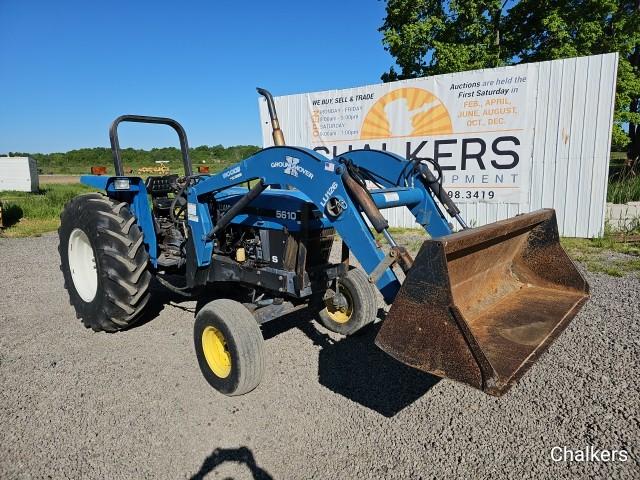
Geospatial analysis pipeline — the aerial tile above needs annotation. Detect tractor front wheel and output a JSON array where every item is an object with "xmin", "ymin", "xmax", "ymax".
[
  {"xmin": 58, "ymin": 193, "xmax": 152, "ymax": 332},
  {"xmin": 318, "ymin": 267, "xmax": 377, "ymax": 336},
  {"xmin": 194, "ymin": 299, "xmax": 265, "ymax": 396}
]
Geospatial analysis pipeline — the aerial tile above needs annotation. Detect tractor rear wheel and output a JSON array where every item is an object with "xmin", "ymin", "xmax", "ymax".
[
  {"xmin": 318, "ymin": 267, "xmax": 377, "ymax": 336},
  {"xmin": 194, "ymin": 299, "xmax": 265, "ymax": 396},
  {"xmin": 58, "ymin": 193, "xmax": 152, "ymax": 332}
]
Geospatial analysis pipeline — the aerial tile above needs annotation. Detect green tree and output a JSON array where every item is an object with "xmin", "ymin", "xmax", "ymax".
[
  {"xmin": 380, "ymin": 0, "xmax": 511, "ymax": 81},
  {"xmin": 380, "ymin": 0, "xmax": 640, "ymax": 164}
]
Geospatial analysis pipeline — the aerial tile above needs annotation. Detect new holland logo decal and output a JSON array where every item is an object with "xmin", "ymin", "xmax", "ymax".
[
  {"xmin": 270, "ymin": 156, "xmax": 314, "ymax": 179},
  {"xmin": 284, "ymin": 156, "xmax": 299, "ymax": 176}
]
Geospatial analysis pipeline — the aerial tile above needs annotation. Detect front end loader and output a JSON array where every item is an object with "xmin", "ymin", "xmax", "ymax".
[{"xmin": 58, "ymin": 88, "xmax": 589, "ymax": 397}]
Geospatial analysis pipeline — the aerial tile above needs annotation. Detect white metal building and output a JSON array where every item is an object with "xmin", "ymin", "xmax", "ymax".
[{"xmin": 0, "ymin": 156, "xmax": 39, "ymax": 192}]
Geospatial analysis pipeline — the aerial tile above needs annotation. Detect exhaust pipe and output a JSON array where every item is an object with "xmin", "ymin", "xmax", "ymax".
[{"xmin": 257, "ymin": 88, "xmax": 285, "ymax": 146}]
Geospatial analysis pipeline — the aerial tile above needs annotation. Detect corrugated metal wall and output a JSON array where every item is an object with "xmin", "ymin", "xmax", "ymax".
[
  {"xmin": 378, "ymin": 54, "xmax": 618, "ymax": 237},
  {"xmin": 528, "ymin": 54, "xmax": 618, "ymax": 238}
]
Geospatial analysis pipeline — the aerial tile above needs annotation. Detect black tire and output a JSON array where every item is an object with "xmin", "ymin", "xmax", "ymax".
[
  {"xmin": 194, "ymin": 299, "xmax": 265, "ymax": 396},
  {"xmin": 58, "ymin": 193, "xmax": 152, "ymax": 332},
  {"xmin": 318, "ymin": 267, "xmax": 377, "ymax": 336}
]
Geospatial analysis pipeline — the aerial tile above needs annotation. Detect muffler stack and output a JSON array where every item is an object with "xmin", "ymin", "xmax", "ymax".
[{"xmin": 376, "ymin": 209, "xmax": 589, "ymax": 396}]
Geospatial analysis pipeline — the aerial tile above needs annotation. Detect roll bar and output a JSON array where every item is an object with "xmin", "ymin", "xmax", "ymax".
[{"xmin": 109, "ymin": 115, "xmax": 193, "ymax": 176}]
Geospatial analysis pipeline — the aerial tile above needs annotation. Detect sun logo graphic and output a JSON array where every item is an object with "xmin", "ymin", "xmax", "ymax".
[
  {"xmin": 284, "ymin": 156, "xmax": 299, "ymax": 176},
  {"xmin": 360, "ymin": 87, "xmax": 453, "ymax": 139}
]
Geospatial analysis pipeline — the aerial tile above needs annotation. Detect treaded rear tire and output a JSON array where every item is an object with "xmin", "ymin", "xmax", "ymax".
[
  {"xmin": 58, "ymin": 193, "xmax": 152, "ymax": 332},
  {"xmin": 194, "ymin": 299, "xmax": 265, "ymax": 396}
]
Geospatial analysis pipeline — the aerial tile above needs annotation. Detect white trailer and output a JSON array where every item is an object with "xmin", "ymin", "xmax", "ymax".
[{"xmin": 0, "ymin": 156, "xmax": 39, "ymax": 192}]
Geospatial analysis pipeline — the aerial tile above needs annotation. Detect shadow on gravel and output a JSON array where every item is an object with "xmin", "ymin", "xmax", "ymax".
[
  {"xmin": 130, "ymin": 282, "xmax": 257, "ymax": 330},
  {"xmin": 125, "ymin": 280, "xmax": 201, "ymax": 330},
  {"xmin": 262, "ymin": 309, "xmax": 440, "ymax": 417},
  {"xmin": 190, "ymin": 446, "xmax": 273, "ymax": 480},
  {"xmin": 141, "ymin": 285, "xmax": 440, "ymax": 417}
]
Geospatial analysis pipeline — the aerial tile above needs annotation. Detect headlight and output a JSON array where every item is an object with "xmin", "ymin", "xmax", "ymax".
[{"xmin": 113, "ymin": 178, "xmax": 130, "ymax": 190}]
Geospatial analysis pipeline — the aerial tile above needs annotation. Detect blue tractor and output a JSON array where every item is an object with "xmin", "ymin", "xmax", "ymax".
[{"xmin": 59, "ymin": 89, "xmax": 589, "ymax": 396}]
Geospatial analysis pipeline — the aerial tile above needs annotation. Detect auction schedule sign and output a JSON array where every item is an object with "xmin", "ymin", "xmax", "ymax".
[{"xmin": 259, "ymin": 64, "xmax": 535, "ymax": 204}]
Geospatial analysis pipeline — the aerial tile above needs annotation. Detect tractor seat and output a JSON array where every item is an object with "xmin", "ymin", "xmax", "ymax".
[{"xmin": 145, "ymin": 175, "xmax": 178, "ymax": 196}]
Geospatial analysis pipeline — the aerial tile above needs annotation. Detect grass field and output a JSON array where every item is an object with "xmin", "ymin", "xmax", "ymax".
[
  {"xmin": 561, "ymin": 235, "xmax": 640, "ymax": 277},
  {"xmin": 0, "ymin": 184, "xmax": 95, "ymax": 237},
  {"xmin": 608, "ymin": 174, "xmax": 640, "ymax": 204},
  {"xmin": 608, "ymin": 151, "xmax": 640, "ymax": 203}
]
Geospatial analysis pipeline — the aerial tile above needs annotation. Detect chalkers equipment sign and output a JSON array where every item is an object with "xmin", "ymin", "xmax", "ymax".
[
  {"xmin": 261, "ymin": 66, "xmax": 533, "ymax": 204},
  {"xmin": 259, "ymin": 53, "xmax": 618, "ymax": 236}
]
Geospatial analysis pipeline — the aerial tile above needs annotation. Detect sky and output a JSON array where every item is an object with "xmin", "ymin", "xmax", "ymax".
[{"xmin": 0, "ymin": 0, "xmax": 396, "ymax": 153}]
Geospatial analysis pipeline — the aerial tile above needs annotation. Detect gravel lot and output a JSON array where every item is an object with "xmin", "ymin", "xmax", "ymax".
[{"xmin": 1, "ymin": 234, "xmax": 638, "ymax": 479}]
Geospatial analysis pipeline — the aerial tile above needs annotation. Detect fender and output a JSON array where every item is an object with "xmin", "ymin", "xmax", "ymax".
[{"xmin": 81, "ymin": 175, "xmax": 158, "ymax": 267}]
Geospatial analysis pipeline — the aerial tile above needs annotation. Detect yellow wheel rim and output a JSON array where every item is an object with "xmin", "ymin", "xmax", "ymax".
[
  {"xmin": 324, "ymin": 288, "xmax": 353, "ymax": 324},
  {"xmin": 202, "ymin": 326, "xmax": 232, "ymax": 378}
]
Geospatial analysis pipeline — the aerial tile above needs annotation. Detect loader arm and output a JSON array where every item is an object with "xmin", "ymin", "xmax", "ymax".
[
  {"xmin": 336, "ymin": 149, "xmax": 453, "ymax": 237},
  {"xmin": 188, "ymin": 146, "xmax": 450, "ymax": 302}
]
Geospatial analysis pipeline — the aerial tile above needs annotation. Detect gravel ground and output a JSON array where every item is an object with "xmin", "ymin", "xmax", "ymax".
[{"xmin": 0, "ymin": 234, "xmax": 638, "ymax": 479}]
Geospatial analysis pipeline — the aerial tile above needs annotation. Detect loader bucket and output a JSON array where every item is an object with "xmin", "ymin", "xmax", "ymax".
[{"xmin": 375, "ymin": 209, "xmax": 589, "ymax": 396}]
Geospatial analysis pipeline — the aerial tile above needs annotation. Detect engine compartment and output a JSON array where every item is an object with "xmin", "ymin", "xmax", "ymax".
[{"xmin": 146, "ymin": 176, "xmax": 339, "ymax": 299}]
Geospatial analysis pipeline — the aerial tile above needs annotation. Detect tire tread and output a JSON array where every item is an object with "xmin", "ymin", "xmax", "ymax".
[
  {"xmin": 58, "ymin": 193, "xmax": 152, "ymax": 332},
  {"xmin": 195, "ymin": 299, "xmax": 265, "ymax": 396}
]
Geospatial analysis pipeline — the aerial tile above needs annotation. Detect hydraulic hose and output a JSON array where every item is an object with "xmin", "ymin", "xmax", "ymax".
[
  {"xmin": 417, "ymin": 161, "xmax": 468, "ymax": 228},
  {"xmin": 417, "ymin": 162, "xmax": 460, "ymax": 217},
  {"xmin": 205, "ymin": 180, "xmax": 266, "ymax": 241}
]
